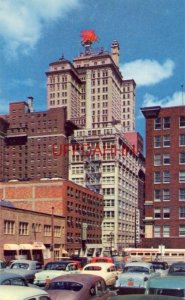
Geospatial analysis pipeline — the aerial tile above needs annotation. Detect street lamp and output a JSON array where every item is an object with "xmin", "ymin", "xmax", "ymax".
[{"xmin": 109, "ymin": 232, "xmax": 114, "ymax": 257}]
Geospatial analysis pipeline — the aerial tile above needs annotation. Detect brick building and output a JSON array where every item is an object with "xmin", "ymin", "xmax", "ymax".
[
  {"xmin": 0, "ymin": 179, "xmax": 104, "ymax": 255},
  {"xmin": 0, "ymin": 100, "xmax": 75, "ymax": 181},
  {"xmin": 0, "ymin": 201, "xmax": 65, "ymax": 264},
  {"xmin": 141, "ymin": 106, "xmax": 185, "ymax": 248}
]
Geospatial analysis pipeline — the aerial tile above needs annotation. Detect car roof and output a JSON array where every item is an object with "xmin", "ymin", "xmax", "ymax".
[
  {"xmin": 10, "ymin": 260, "xmax": 38, "ymax": 264},
  {"xmin": 109, "ymin": 295, "xmax": 182, "ymax": 300},
  {"xmin": 125, "ymin": 262, "xmax": 152, "ymax": 267},
  {"xmin": 0, "ymin": 286, "xmax": 49, "ymax": 300},
  {"xmin": 0, "ymin": 272, "xmax": 25, "ymax": 281},
  {"xmin": 84, "ymin": 262, "xmax": 114, "ymax": 267},
  {"xmin": 50, "ymin": 273, "xmax": 105, "ymax": 285},
  {"xmin": 148, "ymin": 275, "xmax": 185, "ymax": 288}
]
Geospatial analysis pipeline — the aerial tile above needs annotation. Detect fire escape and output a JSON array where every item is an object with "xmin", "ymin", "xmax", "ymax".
[{"xmin": 70, "ymin": 135, "xmax": 101, "ymax": 193}]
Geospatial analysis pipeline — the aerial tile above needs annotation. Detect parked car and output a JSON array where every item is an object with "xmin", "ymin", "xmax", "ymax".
[
  {"xmin": 45, "ymin": 273, "xmax": 117, "ymax": 299},
  {"xmin": 168, "ymin": 262, "xmax": 185, "ymax": 276},
  {"xmin": 146, "ymin": 275, "xmax": 185, "ymax": 298},
  {"xmin": 149, "ymin": 261, "xmax": 169, "ymax": 276},
  {"xmin": 108, "ymin": 295, "xmax": 182, "ymax": 300},
  {"xmin": 0, "ymin": 285, "xmax": 51, "ymax": 300},
  {"xmin": 115, "ymin": 262, "xmax": 159, "ymax": 295},
  {"xmin": 34, "ymin": 260, "xmax": 81, "ymax": 287},
  {"xmin": 81, "ymin": 262, "xmax": 118, "ymax": 288},
  {"xmin": 6, "ymin": 260, "xmax": 43, "ymax": 283}
]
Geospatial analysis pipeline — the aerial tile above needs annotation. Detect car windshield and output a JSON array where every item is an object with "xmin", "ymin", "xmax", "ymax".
[
  {"xmin": 11, "ymin": 263, "xmax": 29, "ymax": 269},
  {"xmin": 149, "ymin": 288, "xmax": 185, "ymax": 297},
  {"xmin": 48, "ymin": 281, "xmax": 83, "ymax": 291},
  {"xmin": 124, "ymin": 266, "xmax": 149, "ymax": 274},
  {"xmin": 44, "ymin": 262, "xmax": 68, "ymax": 271},
  {"xmin": 84, "ymin": 266, "xmax": 102, "ymax": 271},
  {"xmin": 152, "ymin": 263, "xmax": 165, "ymax": 270}
]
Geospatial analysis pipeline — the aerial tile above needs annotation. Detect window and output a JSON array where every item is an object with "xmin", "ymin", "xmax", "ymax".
[
  {"xmin": 163, "ymin": 189, "xmax": 170, "ymax": 201},
  {"xmin": 44, "ymin": 225, "xmax": 51, "ymax": 236},
  {"xmin": 179, "ymin": 152, "xmax": 185, "ymax": 164},
  {"xmin": 179, "ymin": 171, "xmax": 185, "ymax": 182},
  {"xmin": 154, "ymin": 136, "xmax": 161, "ymax": 148},
  {"xmin": 154, "ymin": 172, "xmax": 160, "ymax": 183},
  {"xmin": 179, "ymin": 116, "xmax": 185, "ymax": 127},
  {"xmin": 163, "ymin": 135, "xmax": 170, "ymax": 147},
  {"xmin": 163, "ymin": 171, "xmax": 170, "ymax": 183},
  {"xmin": 154, "ymin": 208, "xmax": 161, "ymax": 219},
  {"xmin": 19, "ymin": 222, "xmax": 29, "ymax": 235},
  {"xmin": 179, "ymin": 207, "xmax": 185, "ymax": 218},
  {"xmin": 163, "ymin": 225, "xmax": 170, "ymax": 237},
  {"xmin": 163, "ymin": 208, "xmax": 170, "ymax": 219},
  {"xmin": 179, "ymin": 225, "xmax": 185, "ymax": 237},
  {"xmin": 154, "ymin": 154, "xmax": 161, "ymax": 166},
  {"xmin": 163, "ymin": 117, "xmax": 171, "ymax": 129},
  {"xmin": 179, "ymin": 134, "xmax": 185, "ymax": 146},
  {"xmin": 154, "ymin": 118, "xmax": 161, "ymax": 130},
  {"xmin": 163, "ymin": 154, "xmax": 170, "ymax": 165},
  {"xmin": 179, "ymin": 189, "xmax": 185, "ymax": 201},
  {"xmin": 154, "ymin": 190, "xmax": 160, "ymax": 201},
  {"xmin": 154, "ymin": 225, "xmax": 161, "ymax": 237},
  {"xmin": 4, "ymin": 220, "xmax": 15, "ymax": 234}
]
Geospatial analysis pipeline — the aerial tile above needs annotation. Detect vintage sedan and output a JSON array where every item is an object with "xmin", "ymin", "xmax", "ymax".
[
  {"xmin": 45, "ymin": 274, "xmax": 117, "ymax": 299},
  {"xmin": 6, "ymin": 259, "xmax": 42, "ymax": 283},
  {"xmin": 81, "ymin": 263, "xmax": 118, "ymax": 288},
  {"xmin": 0, "ymin": 285, "xmax": 51, "ymax": 300},
  {"xmin": 146, "ymin": 275, "xmax": 185, "ymax": 298},
  {"xmin": 34, "ymin": 261, "xmax": 81, "ymax": 287},
  {"xmin": 115, "ymin": 262, "xmax": 159, "ymax": 295},
  {"xmin": 168, "ymin": 262, "xmax": 185, "ymax": 276}
]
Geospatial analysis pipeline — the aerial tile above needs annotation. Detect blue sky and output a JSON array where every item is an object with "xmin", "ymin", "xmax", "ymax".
[{"xmin": 0, "ymin": 0, "xmax": 184, "ymax": 137}]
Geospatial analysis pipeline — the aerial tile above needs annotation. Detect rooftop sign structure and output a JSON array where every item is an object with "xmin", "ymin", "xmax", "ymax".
[{"xmin": 80, "ymin": 30, "xmax": 99, "ymax": 54}]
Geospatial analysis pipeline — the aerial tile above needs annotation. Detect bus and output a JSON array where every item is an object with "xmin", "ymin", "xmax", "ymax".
[{"xmin": 123, "ymin": 248, "xmax": 185, "ymax": 264}]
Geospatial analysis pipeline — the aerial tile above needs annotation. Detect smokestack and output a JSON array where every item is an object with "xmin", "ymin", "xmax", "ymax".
[{"xmin": 27, "ymin": 96, "xmax": 34, "ymax": 112}]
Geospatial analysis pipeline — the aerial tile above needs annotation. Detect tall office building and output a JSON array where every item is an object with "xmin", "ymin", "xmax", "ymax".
[
  {"xmin": 46, "ymin": 39, "xmax": 136, "ymax": 131},
  {"xmin": 141, "ymin": 105, "xmax": 185, "ymax": 249},
  {"xmin": 48, "ymin": 33, "xmax": 145, "ymax": 252}
]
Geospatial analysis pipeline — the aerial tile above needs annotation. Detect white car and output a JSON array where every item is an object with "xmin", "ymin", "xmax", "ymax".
[
  {"xmin": 0, "ymin": 286, "xmax": 51, "ymax": 300},
  {"xmin": 34, "ymin": 260, "xmax": 80, "ymax": 287},
  {"xmin": 80, "ymin": 262, "xmax": 118, "ymax": 288},
  {"xmin": 115, "ymin": 261, "xmax": 160, "ymax": 295}
]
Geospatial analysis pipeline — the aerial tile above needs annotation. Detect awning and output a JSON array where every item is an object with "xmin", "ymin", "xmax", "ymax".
[
  {"xmin": 19, "ymin": 244, "xmax": 33, "ymax": 250},
  {"xmin": 32, "ymin": 242, "xmax": 46, "ymax": 250},
  {"xmin": 62, "ymin": 249, "xmax": 68, "ymax": 254},
  {"xmin": 4, "ymin": 244, "xmax": 20, "ymax": 251}
]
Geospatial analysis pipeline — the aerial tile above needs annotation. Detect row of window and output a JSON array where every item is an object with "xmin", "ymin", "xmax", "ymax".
[
  {"xmin": 154, "ymin": 207, "xmax": 185, "ymax": 219},
  {"xmin": 4, "ymin": 221, "xmax": 63, "ymax": 236},
  {"xmin": 154, "ymin": 225, "xmax": 185, "ymax": 237},
  {"xmin": 154, "ymin": 134, "xmax": 185, "ymax": 147},
  {"xmin": 154, "ymin": 171, "xmax": 185, "ymax": 183},
  {"xmin": 154, "ymin": 116, "xmax": 185, "ymax": 130},
  {"xmin": 154, "ymin": 189, "xmax": 185, "ymax": 201},
  {"xmin": 154, "ymin": 153, "xmax": 185, "ymax": 165}
]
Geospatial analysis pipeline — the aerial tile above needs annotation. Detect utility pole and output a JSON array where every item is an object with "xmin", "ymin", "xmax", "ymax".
[
  {"xmin": 51, "ymin": 206, "xmax": 54, "ymax": 260},
  {"xmin": 109, "ymin": 232, "xmax": 114, "ymax": 257}
]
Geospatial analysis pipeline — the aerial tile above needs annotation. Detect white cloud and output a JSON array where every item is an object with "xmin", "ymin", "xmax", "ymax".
[
  {"xmin": 0, "ymin": 0, "xmax": 81, "ymax": 56},
  {"xmin": 120, "ymin": 59, "xmax": 175, "ymax": 86},
  {"xmin": 142, "ymin": 91, "xmax": 185, "ymax": 107}
]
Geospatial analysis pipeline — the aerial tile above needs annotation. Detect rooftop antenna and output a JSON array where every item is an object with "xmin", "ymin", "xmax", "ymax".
[{"xmin": 181, "ymin": 84, "xmax": 184, "ymax": 105}]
